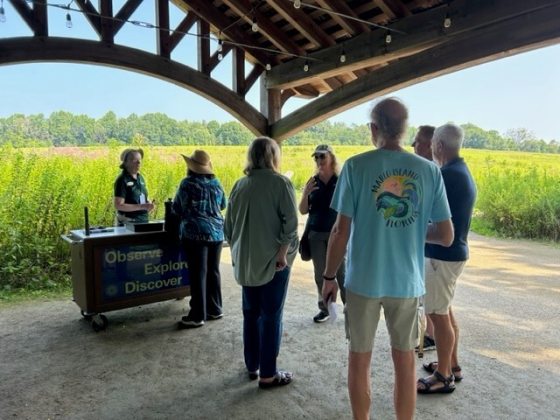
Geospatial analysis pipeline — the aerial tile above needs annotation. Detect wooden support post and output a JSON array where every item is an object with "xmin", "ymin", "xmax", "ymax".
[
  {"xmin": 260, "ymin": 75, "xmax": 282, "ymax": 139},
  {"xmin": 197, "ymin": 20, "xmax": 210, "ymax": 75}
]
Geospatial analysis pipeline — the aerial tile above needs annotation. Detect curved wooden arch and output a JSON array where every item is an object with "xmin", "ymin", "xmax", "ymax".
[{"xmin": 0, "ymin": 37, "xmax": 268, "ymax": 136}]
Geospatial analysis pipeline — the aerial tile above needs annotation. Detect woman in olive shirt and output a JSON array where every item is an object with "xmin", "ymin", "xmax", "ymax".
[
  {"xmin": 113, "ymin": 148, "xmax": 154, "ymax": 224},
  {"xmin": 224, "ymin": 137, "xmax": 298, "ymax": 389}
]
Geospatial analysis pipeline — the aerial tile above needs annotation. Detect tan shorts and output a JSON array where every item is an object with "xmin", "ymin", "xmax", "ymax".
[
  {"xmin": 344, "ymin": 290, "xmax": 419, "ymax": 352},
  {"xmin": 424, "ymin": 258, "xmax": 466, "ymax": 315}
]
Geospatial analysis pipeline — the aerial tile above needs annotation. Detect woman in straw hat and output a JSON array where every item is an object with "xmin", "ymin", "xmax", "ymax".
[
  {"xmin": 224, "ymin": 137, "xmax": 298, "ymax": 389},
  {"xmin": 114, "ymin": 148, "xmax": 155, "ymax": 225},
  {"xmin": 173, "ymin": 150, "xmax": 227, "ymax": 329}
]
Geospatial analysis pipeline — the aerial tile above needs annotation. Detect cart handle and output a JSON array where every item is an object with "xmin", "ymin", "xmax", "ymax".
[{"xmin": 60, "ymin": 233, "xmax": 79, "ymax": 244}]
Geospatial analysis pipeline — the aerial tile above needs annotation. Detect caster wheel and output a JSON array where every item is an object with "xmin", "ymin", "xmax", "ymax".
[
  {"xmin": 81, "ymin": 310, "xmax": 94, "ymax": 321},
  {"xmin": 91, "ymin": 314, "xmax": 108, "ymax": 332}
]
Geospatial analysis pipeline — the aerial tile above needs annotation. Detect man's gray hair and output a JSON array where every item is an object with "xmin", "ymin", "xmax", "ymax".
[
  {"xmin": 433, "ymin": 123, "xmax": 464, "ymax": 151},
  {"xmin": 370, "ymin": 97, "xmax": 409, "ymax": 142}
]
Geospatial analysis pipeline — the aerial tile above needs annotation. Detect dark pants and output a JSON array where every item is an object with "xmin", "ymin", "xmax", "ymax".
[
  {"xmin": 309, "ymin": 230, "xmax": 346, "ymax": 312},
  {"xmin": 242, "ymin": 267, "xmax": 290, "ymax": 378},
  {"xmin": 183, "ymin": 240, "xmax": 223, "ymax": 322}
]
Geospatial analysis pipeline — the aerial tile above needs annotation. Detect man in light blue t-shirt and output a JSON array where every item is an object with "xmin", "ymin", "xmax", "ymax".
[{"xmin": 322, "ymin": 97, "xmax": 454, "ymax": 420}]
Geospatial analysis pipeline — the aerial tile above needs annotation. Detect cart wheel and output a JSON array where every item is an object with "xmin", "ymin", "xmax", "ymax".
[
  {"xmin": 81, "ymin": 310, "xmax": 94, "ymax": 321},
  {"xmin": 91, "ymin": 314, "xmax": 108, "ymax": 332}
]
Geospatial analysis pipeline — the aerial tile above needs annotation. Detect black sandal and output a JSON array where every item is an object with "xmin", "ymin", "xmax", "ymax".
[
  {"xmin": 258, "ymin": 371, "xmax": 293, "ymax": 389},
  {"xmin": 422, "ymin": 361, "xmax": 463, "ymax": 382},
  {"xmin": 417, "ymin": 370, "xmax": 456, "ymax": 394}
]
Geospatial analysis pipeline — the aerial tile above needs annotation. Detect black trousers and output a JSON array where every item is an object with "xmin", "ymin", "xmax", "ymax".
[{"xmin": 183, "ymin": 240, "xmax": 223, "ymax": 322}]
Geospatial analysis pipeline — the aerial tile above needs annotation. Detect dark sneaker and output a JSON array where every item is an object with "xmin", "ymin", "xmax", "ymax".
[
  {"xmin": 207, "ymin": 313, "xmax": 223, "ymax": 321},
  {"xmin": 178, "ymin": 316, "xmax": 204, "ymax": 329},
  {"xmin": 415, "ymin": 335, "xmax": 436, "ymax": 352},
  {"xmin": 313, "ymin": 311, "xmax": 330, "ymax": 323}
]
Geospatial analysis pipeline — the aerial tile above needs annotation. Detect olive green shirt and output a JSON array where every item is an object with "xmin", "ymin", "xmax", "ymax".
[{"xmin": 224, "ymin": 169, "xmax": 299, "ymax": 287}]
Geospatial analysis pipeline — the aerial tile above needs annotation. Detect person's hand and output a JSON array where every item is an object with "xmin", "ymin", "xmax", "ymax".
[
  {"xmin": 275, "ymin": 252, "xmax": 288, "ymax": 271},
  {"xmin": 144, "ymin": 202, "xmax": 155, "ymax": 212},
  {"xmin": 321, "ymin": 276, "xmax": 339, "ymax": 306},
  {"xmin": 303, "ymin": 177, "xmax": 319, "ymax": 196}
]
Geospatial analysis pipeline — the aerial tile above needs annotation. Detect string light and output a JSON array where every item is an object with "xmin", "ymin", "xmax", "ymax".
[
  {"xmin": 303, "ymin": 60, "xmax": 309, "ymax": 72},
  {"xmin": 0, "ymin": 0, "xmax": 6, "ymax": 23},
  {"xmin": 293, "ymin": 0, "xmax": 301, "ymax": 9},
  {"xmin": 217, "ymin": 39, "xmax": 223, "ymax": 52},
  {"xmin": 339, "ymin": 47, "xmax": 346, "ymax": 63},
  {"xmin": 65, "ymin": 12, "xmax": 72, "ymax": 28},
  {"xmin": 251, "ymin": 16, "xmax": 258, "ymax": 32},
  {"xmin": 443, "ymin": 13, "xmax": 451, "ymax": 28},
  {"xmin": 385, "ymin": 31, "xmax": 392, "ymax": 44},
  {"xmin": 265, "ymin": 63, "xmax": 271, "ymax": 71}
]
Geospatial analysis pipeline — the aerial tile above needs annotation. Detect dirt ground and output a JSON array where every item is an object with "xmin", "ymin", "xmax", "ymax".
[{"xmin": 1, "ymin": 232, "xmax": 559, "ymax": 420}]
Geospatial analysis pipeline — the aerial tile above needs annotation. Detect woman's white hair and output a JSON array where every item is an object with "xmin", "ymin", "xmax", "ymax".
[{"xmin": 433, "ymin": 123, "xmax": 464, "ymax": 151}]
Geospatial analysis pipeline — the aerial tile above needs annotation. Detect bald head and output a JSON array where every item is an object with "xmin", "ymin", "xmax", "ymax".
[{"xmin": 370, "ymin": 97, "xmax": 409, "ymax": 144}]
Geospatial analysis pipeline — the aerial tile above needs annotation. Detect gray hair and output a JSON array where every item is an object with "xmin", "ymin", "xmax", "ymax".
[
  {"xmin": 244, "ymin": 136, "xmax": 281, "ymax": 175},
  {"xmin": 370, "ymin": 97, "xmax": 409, "ymax": 142},
  {"xmin": 433, "ymin": 124, "xmax": 464, "ymax": 151}
]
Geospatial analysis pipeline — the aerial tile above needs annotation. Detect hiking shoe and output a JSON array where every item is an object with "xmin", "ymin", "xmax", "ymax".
[
  {"xmin": 178, "ymin": 316, "xmax": 204, "ymax": 329},
  {"xmin": 313, "ymin": 311, "xmax": 330, "ymax": 323},
  {"xmin": 207, "ymin": 313, "xmax": 223, "ymax": 321},
  {"xmin": 415, "ymin": 335, "xmax": 436, "ymax": 352}
]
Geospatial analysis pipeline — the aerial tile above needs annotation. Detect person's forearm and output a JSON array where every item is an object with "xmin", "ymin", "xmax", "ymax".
[
  {"xmin": 426, "ymin": 221, "xmax": 454, "ymax": 246},
  {"xmin": 115, "ymin": 203, "xmax": 150, "ymax": 212},
  {"xmin": 323, "ymin": 219, "xmax": 350, "ymax": 278},
  {"xmin": 298, "ymin": 196, "xmax": 309, "ymax": 215}
]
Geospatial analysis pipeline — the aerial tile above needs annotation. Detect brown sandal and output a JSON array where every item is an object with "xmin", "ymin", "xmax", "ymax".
[
  {"xmin": 422, "ymin": 361, "xmax": 463, "ymax": 382},
  {"xmin": 417, "ymin": 370, "xmax": 456, "ymax": 394}
]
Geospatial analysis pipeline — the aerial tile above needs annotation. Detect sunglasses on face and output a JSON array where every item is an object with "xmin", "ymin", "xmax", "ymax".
[{"xmin": 313, "ymin": 154, "xmax": 326, "ymax": 161}]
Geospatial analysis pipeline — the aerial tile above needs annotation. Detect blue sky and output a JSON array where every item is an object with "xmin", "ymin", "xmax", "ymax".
[{"xmin": 0, "ymin": 2, "xmax": 559, "ymax": 141}]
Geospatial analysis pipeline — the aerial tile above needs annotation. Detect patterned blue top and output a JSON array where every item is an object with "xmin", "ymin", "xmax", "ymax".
[{"xmin": 172, "ymin": 174, "xmax": 227, "ymax": 242}]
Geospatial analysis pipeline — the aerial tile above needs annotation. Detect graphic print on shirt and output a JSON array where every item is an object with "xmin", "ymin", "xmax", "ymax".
[{"xmin": 371, "ymin": 169, "xmax": 422, "ymax": 227}]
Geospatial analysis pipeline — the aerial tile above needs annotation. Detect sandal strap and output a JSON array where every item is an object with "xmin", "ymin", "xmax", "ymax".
[{"xmin": 433, "ymin": 370, "xmax": 454, "ymax": 385}]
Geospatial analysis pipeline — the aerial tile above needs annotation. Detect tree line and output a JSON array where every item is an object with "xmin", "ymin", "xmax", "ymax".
[{"xmin": 0, "ymin": 111, "xmax": 558, "ymax": 153}]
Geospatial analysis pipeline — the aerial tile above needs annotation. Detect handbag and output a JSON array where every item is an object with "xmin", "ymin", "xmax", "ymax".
[{"xmin": 299, "ymin": 222, "xmax": 312, "ymax": 261}]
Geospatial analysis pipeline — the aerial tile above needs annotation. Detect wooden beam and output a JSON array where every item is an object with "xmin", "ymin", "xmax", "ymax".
[
  {"xmin": 221, "ymin": 0, "xmax": 305, "ymax": 56},
  {"xmin": 197, "ymin": 19, "xmax": 210, "ymax": 75},
  {"xmin": 9, "ymin": 0, "xmax": 47, "ymax": 35},
  {"xmin": 0, "ymin": 37, "xmax": 268, "ymax": 136},
  {"xmin": 99, "ymin": 0, "xmax": 114, "ymax": 44},
  {"xmin": 315, "ymin": 0, "xmax": 370, "ymax": 35},
  {"xmin": 233, "ymin": 47, "xmax": 245, "ymax": 96},
  {"xmin": 33, "ymin": 0, "xmax": 48, "ymax": 37},
  {"xmin": 267, "ymin": 0, "xmax": 560, "ymax": 90},
  {"xmin": 243, "ymin": 65, "xmax": 264, "ymax": 96},
  {"xmin": 266, "ymin": 0, "xmax": 335, "ymax": 49},
  {"xmin": 177, "ymin": 0, "xmax": 273, "ymax": 66},
  {"xmin": 270, "ymin": 2, "xmax": 560, "ymax": 140},
  {"xmin": 168, "ymin": 13, "xmax": 198, "ymax": 53},
  {"xmin": 156, "ymin": 0, "xmax": 171, "ymax": 58},
  {"xmin": 374, "ymin": 0, "xmax": 411, "ymax": 19},
  {"xmin": 74, "ymin": 0, "xmax": 102, "ymax": 38},
  {"xmin": 113, "ymin": 0, "xmax": 143, "ymax": 35}
]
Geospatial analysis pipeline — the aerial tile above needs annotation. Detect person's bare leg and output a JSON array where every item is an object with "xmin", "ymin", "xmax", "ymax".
[
  {"xmin": 392, "ymin": 348, "xmax": 416, "ymax": 420},
  {"xmin": 348, "ymin": 351, "xmax": 372, "ymax": 420},
  {"xmin": 428, "ymin": 313, "xmax": 455, "ymax": 378},
  {"xmin": 426, "ymin": 316, "xmax": 435, "ymax": 339},
  {"xmin": 449, "ymin": 307, "xmax": 460, "ymax": 367}
]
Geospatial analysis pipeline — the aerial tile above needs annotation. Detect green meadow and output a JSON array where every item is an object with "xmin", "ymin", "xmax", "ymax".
[{"xmin": 0, "ymin": 145, "xmax": 559, "ymax": 292}]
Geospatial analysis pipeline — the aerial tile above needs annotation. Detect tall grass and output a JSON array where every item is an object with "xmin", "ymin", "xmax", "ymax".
[{"xmin": 1, "ymin": 145, "xmax": 559, "ymax": 291}]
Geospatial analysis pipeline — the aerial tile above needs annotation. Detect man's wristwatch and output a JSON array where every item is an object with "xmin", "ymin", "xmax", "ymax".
[{"xmin": 322, "ymin": 274, "xmax": 336, "ymax": 281}]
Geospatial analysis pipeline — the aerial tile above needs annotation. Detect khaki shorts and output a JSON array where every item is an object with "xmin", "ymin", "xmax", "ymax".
[
  {"xmin": 344, "ymin": 290, "xmax": 419, "ymax": 352},
  {"xmin": 424, "ymin": 258, "xmax": 466, "ymax": 315}
]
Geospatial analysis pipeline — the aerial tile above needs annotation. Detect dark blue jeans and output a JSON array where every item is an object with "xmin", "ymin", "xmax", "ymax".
[
  {"xmin": 183, "ymin": 240, "xmax": 223, "ymax": 322},
  {"xmin": 242, "ymin": 267, "xmax": 290, "ymax": 378}
]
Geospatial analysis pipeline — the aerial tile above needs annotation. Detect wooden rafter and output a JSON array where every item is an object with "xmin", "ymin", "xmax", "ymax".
[
  {"xmin": 10, "ymin": 0, "xmax": 48, "ymax": 36},
  {"xmin": 315, "ymin": 0, "xmax": 370, "ymax": 35},
  {"xmin": 374, "ymin": 0, "xmax": 411, "ymax": 20}
]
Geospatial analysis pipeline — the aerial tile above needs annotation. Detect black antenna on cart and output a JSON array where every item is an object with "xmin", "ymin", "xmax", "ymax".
[{"xmin": 84, "ymin": 206, "xmax": 90, "ymax": 236}]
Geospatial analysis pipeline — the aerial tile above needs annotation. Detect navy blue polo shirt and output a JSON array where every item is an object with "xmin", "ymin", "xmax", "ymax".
[
  {"xmin": 425, "ymin": 157, "xmax": 477, "ymax": 261},
  {"xmin": 307, "ymin": 174, "xmax": 338, "ymax": 232}
]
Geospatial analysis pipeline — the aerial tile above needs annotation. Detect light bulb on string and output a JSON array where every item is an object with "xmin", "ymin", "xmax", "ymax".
[
  {"xmin": 443, "ymin": 14, "xmax": 451, "ymax": 28},
  {"xmin": 0, "ymin": 0, "xmax": 6, "ymax": 24},
  {"xmin": 217, "ymin": 39, "xmax": 223, "ymax": 52},
  {"xmin": 294, "ymin": 0, "xmax": 301, "ymax": 9},
  {"xmin": 385, "ymin": 31, "xmax": 392, "ymax": 44},
  {"xmin": 339, "ymin": 49, "xmax": 346, "ymax": 63},
  {"xmin": 218, "ymin": 52, "xmax": 223, "ymax": 61},
  {"xmin": 251, "ymin": 17, "xmax": 258, "ymax": 32},
  {"xmin": 303, "ymin": 60, "xmax": 309, "ymax": 72},
  {"xmin": 265, "ymin": 63, "xmax": 271, "ymax": 71},
  {"xmin": 65, "ymin": 12, "xmax": 72, "ymax": 28}
]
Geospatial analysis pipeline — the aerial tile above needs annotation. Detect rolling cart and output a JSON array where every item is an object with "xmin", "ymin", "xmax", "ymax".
[{"xmin": 62, "ymin": 224, "xmax": 189, "ymax": 331}]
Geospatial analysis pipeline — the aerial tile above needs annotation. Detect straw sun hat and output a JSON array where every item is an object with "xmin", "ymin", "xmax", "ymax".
[{"xmin": 181, "ymin": 150, "xmax": 214, "ymax": 175}]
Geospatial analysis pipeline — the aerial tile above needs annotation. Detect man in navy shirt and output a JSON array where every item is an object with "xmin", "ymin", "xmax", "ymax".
[{"xmin": 417, "ymin": 123, "xmax": 477, "ymax": 394}]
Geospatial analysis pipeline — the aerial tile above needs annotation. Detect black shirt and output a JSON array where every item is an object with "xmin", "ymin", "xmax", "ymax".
[
  {"xmin": 114, "ymin": 170, "xmax": 149, "ymax": 222},
  {"xmin": 307, "ymin": 174, "xmax": 339, "ymax": 232}
]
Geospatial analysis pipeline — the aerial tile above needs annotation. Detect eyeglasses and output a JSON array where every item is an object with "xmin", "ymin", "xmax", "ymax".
[{"xmin": 313, "ymin": 154, "xmax": 326, "ymax": 161}]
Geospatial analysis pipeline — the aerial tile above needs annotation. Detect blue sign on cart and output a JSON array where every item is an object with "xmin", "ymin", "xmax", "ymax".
[{"xmin": 98, "ymin": 243, "xmax": 189, "ymax": 303}]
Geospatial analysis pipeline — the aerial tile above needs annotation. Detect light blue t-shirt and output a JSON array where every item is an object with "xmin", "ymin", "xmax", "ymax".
[{"xmin": 331, "ymin": 149, "xmax": 451, "ymax": 298}]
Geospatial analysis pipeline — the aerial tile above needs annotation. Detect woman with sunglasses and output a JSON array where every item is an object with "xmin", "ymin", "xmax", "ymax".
[{"xmin": 298, "ymin": 144, "xmax": 346, "ymax": 323}]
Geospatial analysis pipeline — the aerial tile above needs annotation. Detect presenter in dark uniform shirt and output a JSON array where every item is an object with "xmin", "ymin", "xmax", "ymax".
[
  {"xmin": 298, "ymin": 144, "xmax": 346, "ymax": 323},
  {"xmin": 113, "ymin": 148, "xmax": 154, "ymax": 225}
]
